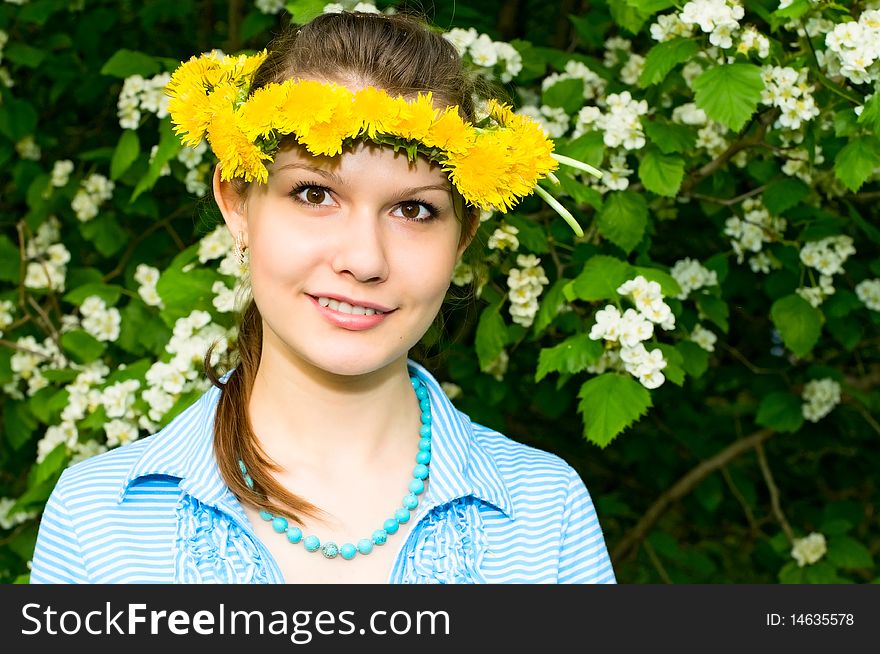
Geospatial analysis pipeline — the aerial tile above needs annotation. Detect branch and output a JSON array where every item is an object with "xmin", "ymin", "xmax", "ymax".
[
  {"xmin": 680, "ymin": 110, "xmax": 775, "ymax": 196},
  {"xmin": 755, "ymin": 442, "xmax": 794, "ymax": 542},
  {"xmin": 102, "ymin": 204, "xmax": 194, "ymax": 283},
  {"xmin": 611, "ymin": 427, "xmax": 775, "ymax": 563}
]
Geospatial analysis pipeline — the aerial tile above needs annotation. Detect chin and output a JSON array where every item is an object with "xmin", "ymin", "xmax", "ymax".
[{"xmin": 299, "ymin": 348, "xmax": 406, "ymax": 378}]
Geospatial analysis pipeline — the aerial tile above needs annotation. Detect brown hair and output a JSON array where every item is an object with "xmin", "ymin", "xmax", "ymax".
[{"xmin": 204, "ymin": 11, "xmax": 482, "ymax": 525}]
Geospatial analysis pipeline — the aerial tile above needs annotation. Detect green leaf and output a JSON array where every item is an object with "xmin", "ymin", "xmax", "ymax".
[
  {"xmin": 0, "ymin": 235, "xmax": 21, "ymax": 283},
  {"xmin": 695, "ymin": 293, "xmax": 729, "ymax": 332},
  {"xmin": 567, "ymin": 255, "xmax": 634, "ymax": 302},
  {"xmin": 29, "ymin": 441, "xmax": 69, "ymax": 487},
  {"xmin": 131, "ymin": 117, "xmax": 182, "ymax": 202},
  {"xmin": 694, "ymin": 473, "xmax": 723, "ymax": 513},
  {"xmin": 692, "ymin": 64, "xmax": 764, "ymax": 132},
  {"xmin": 556, "ymin": 172, "xmax": 604, "ymax": 210},
  {"xmin": 532, "ymin": 278, "xmax": 568, "ymax": 336},
  {"xmin": 643, "ymin": 118, "xmax": 696, "ymax": 154},
  {"xmin": 856, "ymin": 92, "xmax": 880, "ymax": 133},
  {"xmin": 60, "ymin": 329, "xmax": 107, "ymax": 364},
  {"xmin": 111, "ymin": 130, "xmax": 140, "ymax": 180},
  {"xmin": 78, "ymin": 212, "xmax": 128, "ymax": 258},
  {"xmin": 0, "ymin": 97, "xmax": 39, "ymax": 141},
  {"xmin": 826, "ymin": 536, "xmax": 873, "ymax": 570},
  {"xmin": 755, "ymin": 392, "xmax": 805, "ymax": 433},
  {"xmin": 770, "ymin": 294, "xmax": 823, "ymax": 358},
  {"xmin": 631, "ymin": 266, "xmax": 682, "ymax": 298},
  {"xmin": 577, "ymin": 373, "xmax": 652, "ymax": 447},
  {"xmin": 536, "ymin": 333, "xmax": 603, "ymax": 382},
  {"xmin": 558, "ymin": 131, "xmax": 606, "ymax": 169},
  {"xmin": 803, "ymin": 562, "xmax": 845, "ymax": 584},
  {"xmin": 284, "ymin": 0, "xmax": 326, "ymax": 23},
  {"xmin": 118, "ymin": 301, "xmax": 172, "ymax": 356},
  {"xmin": 827, "ymin": 316, "xmax": 862, "ymax": 352},
  {"xmin": 639, "ymin": 38, "xmax": 699, "ymax": 88},
  {"xmin": 4, "ymin": 43, "xmax": 47, "ymax": 68},
  {"xmin": 3, "ymin": 398, "xmax": 38, "ymax": 450},
  {"xmin": 608, "ymin": 0, "xmax": 651, "ymax": 34},
  {"xmin": 823, "ymin": 288, "xmax": 863, "ymax": 319},
  {"xmin": 157, "ymin": 267, "xmax": 220, "ymax": 322},
  {"xmin": 542, "ymin": 78, "xmax": 585, "ymax": 115},
  {"xmin": 63, "ymin": 283, "xmax": 124, "ymax": 307},
  {"xmin": 762, "ymin": 177, "xmax": 810, "ymax": 215},
  {"xmin": 833, "ymin": 136, "xmax": 880, "ymax": 192},
  {"xmin": 846, "ymin": 203, "xmax": 880, "ymax": 244},
  {"xmin": 597, "ymin": 191, "xmax": 648, "ymax": 253},
  {"xmin": 505, "ymin": 214, "xmax": 549, "ymax": 254},
  {"xmin": 654, "ymin": 343, "xmax": 684, "ymax": 386},
  {"xmin": 779, "ymin": 561, "xmax": 807, "ymax": 584},
  {"xmin": 638, "ymin": 147, "xmax": 685, "ymax": 197},
  {"xmin": 100, "ymin": 49, "xmax": 160, "ymax": 78},
  {"xmin": 773, "ymin": 0, "xmax": 812, "ymax": 21},
  {"xmin": 676, "ymin": 340, "xmax": 709, "ymax": 379},
  {"xmin": 475, "ymin": 301, "xmax": 507, "ymax": 372},
  {"xmin": 19, "ymin": 0, "xmax": 66, "ymax": 24}
]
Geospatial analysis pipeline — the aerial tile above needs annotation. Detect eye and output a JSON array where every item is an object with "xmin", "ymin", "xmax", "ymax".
[
  {"xmin": 392, "ymin": 201, "xmax": 438, "ymax": 222},
  {"xmin": 291, "ymin": 184, "xmax": 334, "ymax": 207}
]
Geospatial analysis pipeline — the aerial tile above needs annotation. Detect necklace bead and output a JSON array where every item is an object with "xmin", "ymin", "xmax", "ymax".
[{"xmin": 239, "ymin": 374, "xmax": 432, "ymax": 562}]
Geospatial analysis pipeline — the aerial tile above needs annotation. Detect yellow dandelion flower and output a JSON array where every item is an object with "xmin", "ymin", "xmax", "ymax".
[
  {"xmin": 390, "ymin": 92, "xmax": 437, "ymax": 141},
  {"xmin": 238, "ymin": 82, "xmax": 291, "ymax": 140},
  {"xmin": 423, "ymin": 107, "xmax": 473, "ymax": 154},
  {"xmin": 486, "ymin": 99, "xmax": 517, "ymax": 126},
  {"xmin": 276, "ymin": 80, "xmax": 349, "ymax": 137},
  {"xmin": 352, "ymin": 87, "xmax": 401, "ymax": 138},
  {"xmin": 208, "ymin": 105, "xmax": 270, "ymax": 183},
  {"xmin": 299, "ymin": 99, "xmax": 361, "ymax": 156},
  {"xmin": 168, "ymin": 82, "xmax": 238, "ymax": 146},
  {"xmin": 445, "ymin": 132, "xmax": 516, "ymax": 211},
  {"xmin": 165, "ymin": 52, "xmax": 224, "ymax": 98}
]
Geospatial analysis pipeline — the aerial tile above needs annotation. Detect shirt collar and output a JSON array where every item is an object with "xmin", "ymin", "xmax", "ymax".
[{"xmin": 120, "ymin": 359, "xmax": 514, "ymax": 519}]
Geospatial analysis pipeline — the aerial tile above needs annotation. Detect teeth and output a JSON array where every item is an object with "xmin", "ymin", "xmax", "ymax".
[{"xmin": 316, "ymin": 296, "xmax": 384, "ymax": 316}]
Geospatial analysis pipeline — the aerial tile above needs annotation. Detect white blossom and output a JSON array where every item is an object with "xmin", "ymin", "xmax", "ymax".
[
  {"xmin": 487, "ymin": 223, "xmax": 520, "ymax": 251},
  {"xmin": 791, "ymin": 532, "xmax": 827, "ymax": 567},
  {"xmin": 855, "ymin": 278, "xmax": 880, "ymax": 311},
  {"xmin": 690, "ymin": 324, "xmax": 717, "ymax": 352},
  {"xmin": 0, "ymin": 497, "xmax": 37, "ymax": 530},
  {"xmin": 801, "ymin": 378, "xmax": 842, "ymax": 422},
  {"xmin": 670, "ymin": 258, "xmax": 718, "ymax": 299}
]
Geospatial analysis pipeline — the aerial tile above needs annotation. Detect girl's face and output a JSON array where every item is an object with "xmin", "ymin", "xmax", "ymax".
[{"xmin": 216, "ymin": 141, "xmax": 470, "ymax": 379}]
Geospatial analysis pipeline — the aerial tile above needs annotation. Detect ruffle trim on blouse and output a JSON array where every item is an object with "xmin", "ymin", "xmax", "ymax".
[
  {"xmin": 174, "ymin": 494, "xmax": 269, "ymax": 584},
  {"xmin": 395, "ymin": 497, "xmax": 489, "ymax": 584}
]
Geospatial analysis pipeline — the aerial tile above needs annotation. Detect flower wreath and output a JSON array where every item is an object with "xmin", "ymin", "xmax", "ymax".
[{"xmin": 165, "ymin": 50, "xmax": 600, "ymax": 235}]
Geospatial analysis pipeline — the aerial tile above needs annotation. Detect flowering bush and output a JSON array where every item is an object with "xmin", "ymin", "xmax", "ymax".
[{"xmin": 0, "ymin": 0, "xmax": 877, "ymax": 584}]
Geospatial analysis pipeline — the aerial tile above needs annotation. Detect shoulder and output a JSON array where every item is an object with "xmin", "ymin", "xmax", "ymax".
[
  {"xmin": 48, "ymin": 434, "xmax": 164, "ymax": 511},
  {"xmin": 468, "ymin": 416, "xmax": 580, "ymax": 489}
]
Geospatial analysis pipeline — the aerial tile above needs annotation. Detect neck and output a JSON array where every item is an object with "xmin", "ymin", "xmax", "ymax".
[{"xmin": 246, "ymin": 345, "xmax": 421, "ymax": 472}]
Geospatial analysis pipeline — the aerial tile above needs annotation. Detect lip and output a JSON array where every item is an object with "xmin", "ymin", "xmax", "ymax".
[{"xmin": 307, "ymin": 294, "xmax": 394, "ymax": 331}]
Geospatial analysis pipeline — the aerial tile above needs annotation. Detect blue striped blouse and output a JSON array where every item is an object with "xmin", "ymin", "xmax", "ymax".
[{"xmin": 30, "ymin": 359, "xmax": 616, "ymax": 584}]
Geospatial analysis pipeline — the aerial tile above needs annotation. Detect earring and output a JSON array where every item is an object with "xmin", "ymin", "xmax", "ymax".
[{"xmin": 234, "ymin": 232, "xmax": 248, "ymax": 266}]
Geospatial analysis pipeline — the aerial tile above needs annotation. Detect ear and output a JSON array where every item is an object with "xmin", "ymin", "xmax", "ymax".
[{"xmin": 212, "ymin": 164, "xmax": 248, "ymax": 247}]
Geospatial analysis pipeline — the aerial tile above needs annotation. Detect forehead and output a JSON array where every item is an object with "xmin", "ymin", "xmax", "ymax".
[{"xmin": 269, "ymin": 140, "xmax": 450, "ymax": 185}]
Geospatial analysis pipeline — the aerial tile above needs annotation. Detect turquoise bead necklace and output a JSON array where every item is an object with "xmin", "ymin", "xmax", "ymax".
[{"xmin": 238, "ymin": 374, "xmax": 432, "ymax": 561}]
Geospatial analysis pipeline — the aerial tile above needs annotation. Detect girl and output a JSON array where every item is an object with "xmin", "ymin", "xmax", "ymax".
[{"xmin": 30, "ymin": 11, "xmax": 615, "ymax": 584}]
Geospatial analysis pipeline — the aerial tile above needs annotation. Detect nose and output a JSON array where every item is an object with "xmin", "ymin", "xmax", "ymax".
[{"xmin": 330, "ymin": 206, "xmax": 390, "ymax": 283}]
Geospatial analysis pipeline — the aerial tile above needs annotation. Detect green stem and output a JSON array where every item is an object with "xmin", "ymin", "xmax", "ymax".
[
  {"xmin": 534, "ymin": 185, "xmax": 584, "ymax": 238},
  {"xmin": 551, "ymin": 153, "xmax": 603, "ymax": 178}
]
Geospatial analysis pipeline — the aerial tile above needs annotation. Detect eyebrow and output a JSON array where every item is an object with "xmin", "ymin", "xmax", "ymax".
[
  {"xmin": 275, "ymin": 163, "xmax": 453, "ymax": 198},
  {"xmin": 274, "ymin": 162, "xmax": 344, "ymax": 185}
]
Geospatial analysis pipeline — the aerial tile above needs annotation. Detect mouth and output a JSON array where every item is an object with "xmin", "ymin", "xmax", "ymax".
[{"xmin": 308, "ymin": 294, "xmax": 395, "ymax": 316}]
